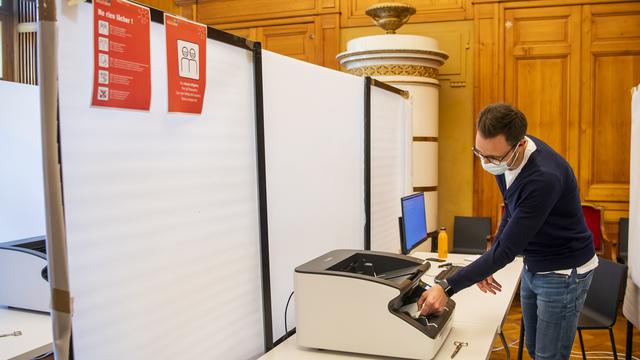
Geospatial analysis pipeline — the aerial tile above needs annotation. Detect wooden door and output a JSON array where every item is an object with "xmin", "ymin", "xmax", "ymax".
[
  {"xmin": 504, "ymin": 6, "xmax": 581, "ymax": 168},
  {"xmin": 475, "ymin": 5, "xmax": 582, "ymax": 229},
  {"xmin": 579, "ymin": 2, "xmax": 640, "ymax": 240}
]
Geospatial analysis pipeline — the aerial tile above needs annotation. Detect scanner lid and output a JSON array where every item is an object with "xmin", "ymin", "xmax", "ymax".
[{"xmin": 295, "ymin": 249, "xmax": 429, "ymax": 289}]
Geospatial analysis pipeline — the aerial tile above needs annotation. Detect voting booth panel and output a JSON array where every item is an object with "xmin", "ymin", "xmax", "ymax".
[
  {"xmin": 624, "ymin": 84, "xmax": 640, "ymax": 328},
  {"xmin": 57, "ymin": 2, "xmax": 264, "ymax": 359},
  {"xmin": 370, "ymin": 85, "xmax": 412, "ymax": 253},
  {"xmin": 630, "ymin": 85, "xmax": 639, "ymax": 286},
  {"xmin": 0, "ymin": 81, "xmax": 46, "ymax": 243},
  {"xmin": 261, "ymin": 50, "xmax": 366, "ymax": 345}
]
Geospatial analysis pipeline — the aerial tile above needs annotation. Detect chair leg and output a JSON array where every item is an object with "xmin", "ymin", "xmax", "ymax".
[
  {"xmin": 609, "ymin": 327, "xmax": 618, "ymax": 360},
  {"xmin": 626, "ymin": 321, "xmax": 633, "ymax": 360},
  {"xmin": 499, "ymin": 328, "xmax": 510, "ymax": 360},
  {"xmin": 517, "ymin": 318, "xmax": 524, "ymax": 360},
  {"xmin": 578, "ymin": 329, "xmax": 586, "ymax": 360}
]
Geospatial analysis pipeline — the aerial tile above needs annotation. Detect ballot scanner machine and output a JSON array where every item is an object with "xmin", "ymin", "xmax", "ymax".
[
  {"xmin": 0, "ymin": 236, "xmax": 50, "ymax": 313},
  {"xmin": 295, "ymin": 249, "xmax": 455, "ymax": 360}
]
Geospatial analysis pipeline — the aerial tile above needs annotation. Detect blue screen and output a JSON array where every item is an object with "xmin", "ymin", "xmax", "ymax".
[{"xmin": 401, "ymin": 193, "xmax": 427, "ymax": 252}]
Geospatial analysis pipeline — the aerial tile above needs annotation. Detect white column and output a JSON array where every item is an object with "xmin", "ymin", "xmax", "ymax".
[{"xmin": 338, "ymin": 34, "xmax": 448, "ymax": 234}]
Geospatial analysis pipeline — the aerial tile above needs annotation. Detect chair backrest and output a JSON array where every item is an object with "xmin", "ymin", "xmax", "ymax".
[
  {"xmin": 582, "ymin": 204, "xmax": 603, "ymax": 251},
  {"xmin": 619, "ymin": 217, "xmax": 629, "ymax": 262},
  {"xmin": 582, "ymin": 257, "xmax": 627, "ymax": 327},
  {"xmin": 619, "ymin": 217, "xmax": 629, "ymax": 253},
  {"xmin": 453, "ymin": 216, "xmax": 491, "ymax": 255}
]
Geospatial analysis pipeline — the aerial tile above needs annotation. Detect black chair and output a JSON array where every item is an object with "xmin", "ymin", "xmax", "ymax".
[
  {"xmin": 452, "ymin": 216, "xmax": 491, "ymax": 255},
  {"xmin": 618, "ymin": 218, "xmax": 629, "ymax": 264},
  {"xmin": 577, "ymin": 257, "xmax": 628, "ymax": 360},
  {"xmin": 516, "ymin": 258, "xmax": 628, "ymax": 360}
]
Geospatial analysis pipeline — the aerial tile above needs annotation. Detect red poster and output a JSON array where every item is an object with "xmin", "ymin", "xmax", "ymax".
[
  {"xmin": 92, "ymin": 0, "xmax": 151, "ymax": 110},
  {"xmin": 164, "ymin": 14, "xmax": 207, "ymax": 114}
]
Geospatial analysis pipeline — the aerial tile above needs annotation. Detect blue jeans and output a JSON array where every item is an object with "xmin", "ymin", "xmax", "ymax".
[{"xmin": 520, "ymin": 268, "xmax": 594, "ymax": 360}]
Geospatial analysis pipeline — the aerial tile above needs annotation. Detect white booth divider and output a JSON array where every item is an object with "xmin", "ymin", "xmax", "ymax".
[
  {"xmin": 624, "ymin": 84, "xmax": 640, "ymax": 329},
  {"xmin": 630, "ymin": 84, "xmax": 639, "ymax": 286},
  {"xmin": 370, "ymin": 85, "xmax": 412, "ymax": 253},
  {"xmin": 57, "ymin": 2, "xmax": 264, "ymax": 358},
  {"xmin": 262, "ymin": 50, "xmax": 366, "ymax": 344},
  {"xmin": 0, "ymin": 81, "xmax": 46, "ymax": 243}
]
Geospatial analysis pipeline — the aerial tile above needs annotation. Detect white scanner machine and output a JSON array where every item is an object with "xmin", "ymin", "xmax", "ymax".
[
  {"xmin": 0, "ymin": 236, "xmax": 50, "ymax": 313},
  {"xmin": 295, "ymin": 249, "xmax": 455, "ymax": 360}
]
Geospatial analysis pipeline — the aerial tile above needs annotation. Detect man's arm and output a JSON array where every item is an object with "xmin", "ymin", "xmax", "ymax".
[
  {"xmin": 418, "ymin": 173, "xmax": 562, "ymax": 315},
  {"xmin": 447, "ymin": 173, "xmax": 562, "ymax": 293}
]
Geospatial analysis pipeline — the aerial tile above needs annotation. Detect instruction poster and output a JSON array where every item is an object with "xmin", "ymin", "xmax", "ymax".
[
  {"xmin": 92, "ymin": 0, "xmax": 151, "ymax": 110},
  {"xmin": 165, "ymin": 14, "xmax": 207, "ymax": 114}
]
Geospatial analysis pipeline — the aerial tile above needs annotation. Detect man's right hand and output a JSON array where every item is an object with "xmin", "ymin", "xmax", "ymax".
[
  {"xmin": 417, "ymin": 285, "xmax": 448, "ymax": 316},
  {"xmin": 476, "ymin": 275, "xmax": 502, "ymax": 294}
]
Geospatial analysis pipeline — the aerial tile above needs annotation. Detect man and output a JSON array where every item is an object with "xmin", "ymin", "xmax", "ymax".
[{"xmin": 418, "ymin": 103, "xmax": 597, "ymax": 360}]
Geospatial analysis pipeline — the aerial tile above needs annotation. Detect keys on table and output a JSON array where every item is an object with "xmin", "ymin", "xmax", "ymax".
[
  {"xmin": 0, "ymin": 330, "xmax": 22, "ymax": 338},
  {"xmin": 450, "ymin": 341, "xmax": 468, "ymax": 358}
]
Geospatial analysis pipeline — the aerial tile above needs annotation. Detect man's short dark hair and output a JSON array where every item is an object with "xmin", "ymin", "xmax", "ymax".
[{"xmin": 477, "ymin": 103, "xmax": 527, "ymax": 146}]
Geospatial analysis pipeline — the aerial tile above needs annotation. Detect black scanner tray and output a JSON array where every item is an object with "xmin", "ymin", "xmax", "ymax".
[{"xmin": 411, "ymin": 298, "xmax": 455, "ymax": 338}]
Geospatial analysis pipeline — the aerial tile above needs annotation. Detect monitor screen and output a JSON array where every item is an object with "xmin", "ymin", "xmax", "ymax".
[{"xmin": 400, "ymin": 193, "xmax": 427, "ymax": 254}]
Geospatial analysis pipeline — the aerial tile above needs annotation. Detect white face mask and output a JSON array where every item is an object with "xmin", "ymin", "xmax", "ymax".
[
  {"xmin": 481, "ymin": 161, "xmax": 509, "ymax": 175},
  {"xmin": 480, "ymin": 145, "xmax": 520, "ymax": 176}
]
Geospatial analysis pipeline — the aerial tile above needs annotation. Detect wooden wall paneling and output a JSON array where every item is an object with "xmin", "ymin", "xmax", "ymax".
[
  {"xmin": 487, "ymin": 0, "xmax": 639, "ymax": 9},
  {"xmin": 579, "ymin": 2, "xmax": 640, "ymax": 204},
  {"xmin": 135, "ymin": 0, "xmax": 194, "ymax": 19},
  {"xmin": 226, "ymin": 27, "xmax": 259, "ymax": 42},
  {"xmin": 257, "ymin": 22, "xmax": 317, "ymax": 64},
  {"xmin": 0, "ymin": 13, "xmax": 13, "ymax": 81},
  {"xmin": 341, "ymin": 0, "xmax": 472, "ymax": 28},
  {"xmin": 218, "ymin": 15, "xmax": 339, "ymax": 68},
  {"xmin": 321, "ymin": 0, "xmax": 336, "ymax": 10},
  {"xmin": 197, "ymin": 0, "xmax": 338, "ymax": 26},
  {"xmin": 473, "ymin": 2, "xmax": 503, "ymax": 230},
  {"xmin": 504, "ymin": 6, "xmax": 581, "ymax": 170},
  {"xmin": 215, "ymin": 17, "xmax": 313, "ymax": 30},
  {"xmin": 473, "ymin": 0, "xmax": 639, "ymax": 247},
  {"xmin": 0, "ymin": 0, "xmax": 14, "ymax": 81},
  {"xmin": 319, "ymin": 14, "xmax": 339, "ymax": 69}
]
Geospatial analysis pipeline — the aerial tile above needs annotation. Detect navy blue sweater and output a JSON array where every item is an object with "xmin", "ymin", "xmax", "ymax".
[{"xmin": 447, "ymin": 136, "xmax": 595, "ymax": 294}]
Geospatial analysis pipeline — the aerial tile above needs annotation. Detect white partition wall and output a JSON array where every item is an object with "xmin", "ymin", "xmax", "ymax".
[
  {"xmin": 0, "ymin": 81, "xmax": 46, "ymax": 243},
  {"xmin": 57, "ymin": 2, "xmax": 264, "ymax": 358},
  {"xmin": 630, "ymin": 84, "xmax": 640, "ymax": 286},
  {"xmin": 370, "ymin": 85, "xmax": 412, "ymax": 253},
  {"xmin": 623, "ymin": 84, "xmax": 640, "ymax": 329},
  {"xmin": 262, "ymin": 50, "xmax": 365, "ymax": 344}
]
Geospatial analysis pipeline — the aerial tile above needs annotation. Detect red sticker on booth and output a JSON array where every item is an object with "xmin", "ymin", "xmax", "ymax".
[
  {"xmin": 91, "ymin": 0, "xmax": 151, "ymax": 110},
  {"xmin": 165, "ymin": 14, "xmax": 207, "ymax": 114}
]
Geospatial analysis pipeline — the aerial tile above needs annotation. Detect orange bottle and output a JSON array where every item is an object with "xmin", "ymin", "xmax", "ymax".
[{"xmin": 437, "ymin": 227, "xmax": 449, "ymax": 259}]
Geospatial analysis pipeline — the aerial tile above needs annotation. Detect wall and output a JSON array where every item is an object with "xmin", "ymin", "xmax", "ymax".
[
  {"xmin": 342, "ymin": 21, "xmax": 475, "ymax": 245},
  {"xmin": 473, "ymin": 0, "xmax": 639, "ymax": 258},
  {"xmin": 134, "ymin": 0, "xmax": 477, "ymax": 248},
  {"xmin": 137, "ymin": 0, "xmax": 194, "ymax": 19}
]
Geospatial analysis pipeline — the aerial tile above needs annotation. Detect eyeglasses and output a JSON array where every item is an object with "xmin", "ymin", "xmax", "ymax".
[{"xmin": 472, "ymin": 142, "xmax": 519, "ymax": 165}]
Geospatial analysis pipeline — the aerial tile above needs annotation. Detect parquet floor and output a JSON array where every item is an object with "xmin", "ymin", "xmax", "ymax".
[{"xmin": 489, "ymin": 298, "xmax": 640, "ymax": 360}]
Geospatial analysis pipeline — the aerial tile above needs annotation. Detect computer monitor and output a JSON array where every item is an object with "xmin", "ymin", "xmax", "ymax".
[{"xmin": 400, "ymin": 192, "xmax": 428, "ymax": 255}]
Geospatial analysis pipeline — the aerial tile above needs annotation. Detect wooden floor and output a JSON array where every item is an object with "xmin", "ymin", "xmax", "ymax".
[{"xmin": 489, "ymin": 298, "xmax": 640, "ymax": 359}]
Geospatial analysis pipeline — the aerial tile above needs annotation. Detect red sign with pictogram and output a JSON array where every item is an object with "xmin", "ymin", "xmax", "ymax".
[
  {"xmin": 92, "ymin": 0, "xmax": 151, "ymax": 110},
  {"xmin": 164, "ymin": 14, "xmax": 207, "ymax": 114}
]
